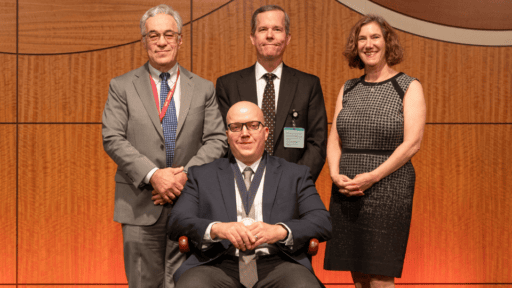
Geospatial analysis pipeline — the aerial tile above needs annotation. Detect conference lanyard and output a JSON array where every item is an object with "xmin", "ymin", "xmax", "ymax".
[{"xmin": 149, "ymin": 68, "xmax": 180, "ymax": 122}]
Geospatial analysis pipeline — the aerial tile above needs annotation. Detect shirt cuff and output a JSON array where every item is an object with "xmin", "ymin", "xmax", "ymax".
[
  {"xmin": 276, "ymin": 222, "xmax": 293, "ymax": 247},
  {"xmin": 202, "ymin": 221, "xmax": 223, "ymax": 249},
  {"xmin": 145, "ymin": 168, "xmax": 159, "ymax": 184}
]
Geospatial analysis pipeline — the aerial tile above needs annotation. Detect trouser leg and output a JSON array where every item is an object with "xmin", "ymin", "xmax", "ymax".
[
  {"xmin": 122, "ymin": 205, "xmax": 186, "ymax": 288},
  {"xmin": 255, "ymin": 254, "xmax": 322, "ymax": 288}
]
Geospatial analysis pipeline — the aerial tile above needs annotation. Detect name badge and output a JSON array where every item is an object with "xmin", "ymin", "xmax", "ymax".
[{"xmin": 284, "ymin": 127, "xmax": 305, "ymax": 148}]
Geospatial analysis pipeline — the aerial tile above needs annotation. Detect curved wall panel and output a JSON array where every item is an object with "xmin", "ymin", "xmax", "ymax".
[
  {"xmin": 371, "ymin": 0, "xmax": 512, "ymax": 30},
  {"xmin": 2, "ymin": 0, "xmax": 511, "ymax": 286},
  {"xmin": 338, "ymin": 0, "xmax": 512, "ymax": 46},
  {"xmin": 17, "ymin": 0, "xmax": 189, "ymax": 54}
]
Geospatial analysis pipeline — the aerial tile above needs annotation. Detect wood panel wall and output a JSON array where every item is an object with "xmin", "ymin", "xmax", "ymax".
[{"xmin": 1, "ymin": 0, "xmax": 510, "ymax": 286}]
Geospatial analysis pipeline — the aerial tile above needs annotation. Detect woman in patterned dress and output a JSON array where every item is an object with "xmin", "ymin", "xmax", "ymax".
[{"xmin": 324, "ymin": 15, "xmax": 426, "ymax": 287}]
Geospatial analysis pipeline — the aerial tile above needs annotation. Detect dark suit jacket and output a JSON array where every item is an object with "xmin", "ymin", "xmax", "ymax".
[
  {"xmin": 168, "ymin": 155, "xmax": 332, "ymax": 283},
  {"xmin": 215, "ymin": 64, "xmax": 328, "ymax": 181},
  {"xmin": 102, "ymin": 63, "xmax": 228, "ymax": 225}
]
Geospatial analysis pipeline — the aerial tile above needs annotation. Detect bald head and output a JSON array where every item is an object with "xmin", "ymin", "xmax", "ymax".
[
  {"xmin": 226, "ymin": 101, "xmax": 265, "ymax": 126},
  {"xmin": 226, "ymin": 101, "xmax": 269, "ymax": 165}
]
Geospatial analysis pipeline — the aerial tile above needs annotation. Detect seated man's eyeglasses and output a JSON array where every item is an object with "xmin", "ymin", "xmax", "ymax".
[
  {"xmin": 144, "ymin": 30, "xmax": 181, "ymax": 43},
  {"xmin": 227, "ymin": 121, "xmax": 263, "ymax": 132}
]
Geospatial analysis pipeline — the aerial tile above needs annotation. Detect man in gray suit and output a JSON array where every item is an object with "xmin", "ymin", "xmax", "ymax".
[{"xmin": 102, "ymin": 4, "xmax": 227, "ymax": 288}]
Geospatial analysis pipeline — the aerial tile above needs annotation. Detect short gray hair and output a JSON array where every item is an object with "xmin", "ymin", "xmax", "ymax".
[
  {"xmin": 140, "ymin": 4, "xmax": 183, "ymax": 36},
  {"xmin": 251, "ymin": 5, "xmax": 290, "ymax": 35}
]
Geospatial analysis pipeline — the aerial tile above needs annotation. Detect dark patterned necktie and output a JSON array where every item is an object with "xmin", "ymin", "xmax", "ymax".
[
  {"xmin": 262, "ymin": 73, "xmax": 277, "ymax": 156},
  {"xmin": 160, "ymin": 72, "xmax": 178, "ymax": 167},
  {"xmin": 239, "ymin": 167, "xmax": 258, "ymax": 288}
]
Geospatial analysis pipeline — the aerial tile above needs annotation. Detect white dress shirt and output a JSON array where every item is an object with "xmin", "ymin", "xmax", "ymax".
[
  {"xmin": 148, "ymin": 62, "xmax": 182, "ymax": 119},
  {"xmin": 255, "ymin": 61, "xmax": 283, "ymax": 111},
  {"xmin": 145, "ymin": 62, "xmax": 182, "ymax": 183},
  {"xmin": 203, "ymin": 156, "xmax": 293, "ymax": 256}
]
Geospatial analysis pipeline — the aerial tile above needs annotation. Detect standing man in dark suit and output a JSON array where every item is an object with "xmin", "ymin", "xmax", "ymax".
[
  {"xmin": 102, "ymin": 4, "xmax": 227, "ymax": 288},
  {"xmin": 168, "ymin": 101, "xmax": 331, "ymax": 288},
  {"xmin": 216, "ymin": 5, "xmax": 327, "ymax": 182}
]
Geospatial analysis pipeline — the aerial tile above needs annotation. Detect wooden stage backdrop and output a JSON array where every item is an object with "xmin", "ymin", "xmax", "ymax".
[{"xmin": 0, "ymin": 0, "xmax": 511, "ymax": 286}]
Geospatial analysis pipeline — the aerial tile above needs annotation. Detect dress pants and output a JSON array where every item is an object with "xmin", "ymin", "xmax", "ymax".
[
  {"xmin": 176, "ymin": 253, "xmax": 322, "ymax": 288},
  {"xmin": 122, "ymin": 205, "xmax": 186, "ymax": 288}
]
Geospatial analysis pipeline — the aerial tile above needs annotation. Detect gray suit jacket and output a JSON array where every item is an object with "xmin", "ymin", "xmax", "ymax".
[{"xmin": 102, "ymin": 63, "xmax": 228, "ymax": 226}]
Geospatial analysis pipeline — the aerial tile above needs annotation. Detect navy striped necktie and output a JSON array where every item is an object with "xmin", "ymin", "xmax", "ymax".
[{"xmin": 160, "ymin": 72, "xmax": 178, "ymax": 167}]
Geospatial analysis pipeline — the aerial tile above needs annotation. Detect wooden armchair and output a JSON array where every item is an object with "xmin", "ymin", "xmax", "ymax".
[{"xmin": 178, "ymin": 236, "xmax": 319, "ymax": 256}]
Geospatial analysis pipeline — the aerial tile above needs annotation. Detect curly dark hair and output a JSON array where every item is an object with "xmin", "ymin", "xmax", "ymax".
[{"xmin": 343, "ymin": 14, "xmax": 404, "ymax": 69}]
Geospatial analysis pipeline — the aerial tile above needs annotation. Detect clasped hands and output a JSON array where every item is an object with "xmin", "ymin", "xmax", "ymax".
[
  {"xmin": 332, "ymin": 172, "xmax": 378, "ymax": 197},
  {"xmin": 211, "ymin": 221, "xmax": 288, "ymax": 251},
  {"xmin": 150, "ymin": 166, "xmax": 188, "ymax": 205}
]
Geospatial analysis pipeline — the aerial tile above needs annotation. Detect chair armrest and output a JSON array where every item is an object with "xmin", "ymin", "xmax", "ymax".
[
  {"xmin": 178, "ymin": 236, "xmax": 319, "ymax": 256},
  {"xmin": 179, "ymin": 236, "xmax": 190, "ymax": 253},
  {"xmin": 308, "ymin": 238, "xmax": 319, "ymax": 256}
]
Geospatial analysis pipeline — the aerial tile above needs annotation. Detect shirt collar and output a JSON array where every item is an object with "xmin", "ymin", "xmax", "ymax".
[
  {"xmin": 235, "ymin": 156, "xmax": 262, "ymax": 174},
  {"xmin": 148, "ymin": 62, "xmax": 179, "ymax": 82},
  {"xmin": 255, "ymin": 61, "xmax": 283, "ymax": 81}
]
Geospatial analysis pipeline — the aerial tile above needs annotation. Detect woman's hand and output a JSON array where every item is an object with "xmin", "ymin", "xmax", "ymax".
[
  {"xmin": 332, "ymin": 174, "xmax": 364, "ymax": 197},
  {"xmin": 344, "ymin": 172, "xmax": 378, "ymax": 194}
]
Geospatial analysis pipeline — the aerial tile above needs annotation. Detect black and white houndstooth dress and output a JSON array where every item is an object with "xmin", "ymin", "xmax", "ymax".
[{"xmin": 324, "ymin": 72, "xmax": 417, "ymax": 278}]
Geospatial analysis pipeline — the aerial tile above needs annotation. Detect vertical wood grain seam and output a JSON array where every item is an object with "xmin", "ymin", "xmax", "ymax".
[
  {"xmin": 16, "ymin": 0, "xmax": 19, "ymax": 285},
  {"xmin": 190, "ymin": 0, "xmax": 194, "ymax": 72}
]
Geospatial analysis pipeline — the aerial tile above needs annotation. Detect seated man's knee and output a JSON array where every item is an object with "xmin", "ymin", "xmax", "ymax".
[
  {"xmin": 269, "ymin": 262, "xmax": 321, "ymax": 288},
  {"xmin": 175, "ymin": 267, "xmax": 212, "ymax": 288},
  {"xmin": 176, "ymin": 265, "xmax": 239, "ymax": 288}
]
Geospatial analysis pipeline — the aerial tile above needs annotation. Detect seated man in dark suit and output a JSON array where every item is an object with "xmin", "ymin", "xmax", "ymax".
[{"xmin": 168, "ymin": 101, "xmax": 332, "ymax": 288}]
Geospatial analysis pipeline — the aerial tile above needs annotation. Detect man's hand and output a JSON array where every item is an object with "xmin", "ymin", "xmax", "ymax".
[
  {"xmin": 210, "ymin": 222, "xmax": 257, "ymax": 251},
  {"xmin": 150, "ymin": 167, "xmax": 188, "ymax": 205},
  {"xmin": 247, "ymin": 222, "xmax": 288, "ymax": 248}
]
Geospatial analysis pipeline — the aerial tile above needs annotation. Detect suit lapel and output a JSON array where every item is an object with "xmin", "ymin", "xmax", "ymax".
[
  {"xmin": 176, "ymin": 65, "xmax": 193, "ymax": 137},
  {"xmin": 218, "ymin": 160, "xmax": 238, "ymax": 222},
  {"xmin": 262, "ymin": 156, "xmax": 282, "ymax": 223},
  {"xmin": 133, "ymin": 63, "xmax": 164, "ymax": 140},
  {"xmin": 275, "ymin": 64, "xmax": 298, "ymax": 145},
  {"xmin": 237, "ymin": 65, "xmax": 258, "ymax": 105}
]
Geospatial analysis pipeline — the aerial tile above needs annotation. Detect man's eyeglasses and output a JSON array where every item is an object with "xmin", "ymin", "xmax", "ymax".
[
  {"xmin": 227, "ymin": 121, "xmax": 263, "ymax": 132},
  {"xmin": 144, "ymin": 31, "xmax": 181, "ymax": 44}
]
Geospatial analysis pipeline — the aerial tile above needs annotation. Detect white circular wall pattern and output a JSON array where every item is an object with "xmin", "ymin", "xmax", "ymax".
[{"xmin": 337, "ymin": 0, "xmax": 512, "ymax": 46}]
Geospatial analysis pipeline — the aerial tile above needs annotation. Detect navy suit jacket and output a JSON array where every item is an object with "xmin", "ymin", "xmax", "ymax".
[
  {"xmin": 168, "ymin": 155, "xmax": 332, "ymax": 283},
  {"xmin": 216, "ymin": 64, "xmax": 328, "ymax": 181}
]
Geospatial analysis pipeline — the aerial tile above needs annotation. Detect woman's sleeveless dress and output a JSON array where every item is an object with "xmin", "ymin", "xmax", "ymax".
[{"xmin": 324, "ymin": 72, "xmax": 417, "ymax": 278}]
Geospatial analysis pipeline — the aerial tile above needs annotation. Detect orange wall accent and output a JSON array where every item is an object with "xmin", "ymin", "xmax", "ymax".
[
  {"xmin": 1, "ymin": 0, "xmax": 511, "ymax": 285},
  {"xmin": 404, "ymin": 125, "xmax": 512, "ymax": 282},
  {"xmin": 18, "ymin": 125, "xmax": 124, "ymax": 283},
  {"xmin": 0, "ymin": 125, "xmax": 16, "ymax": 283},
  {"xmin": 394, "ymin": 39, "xmax": 512, "ymax": 123}
]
